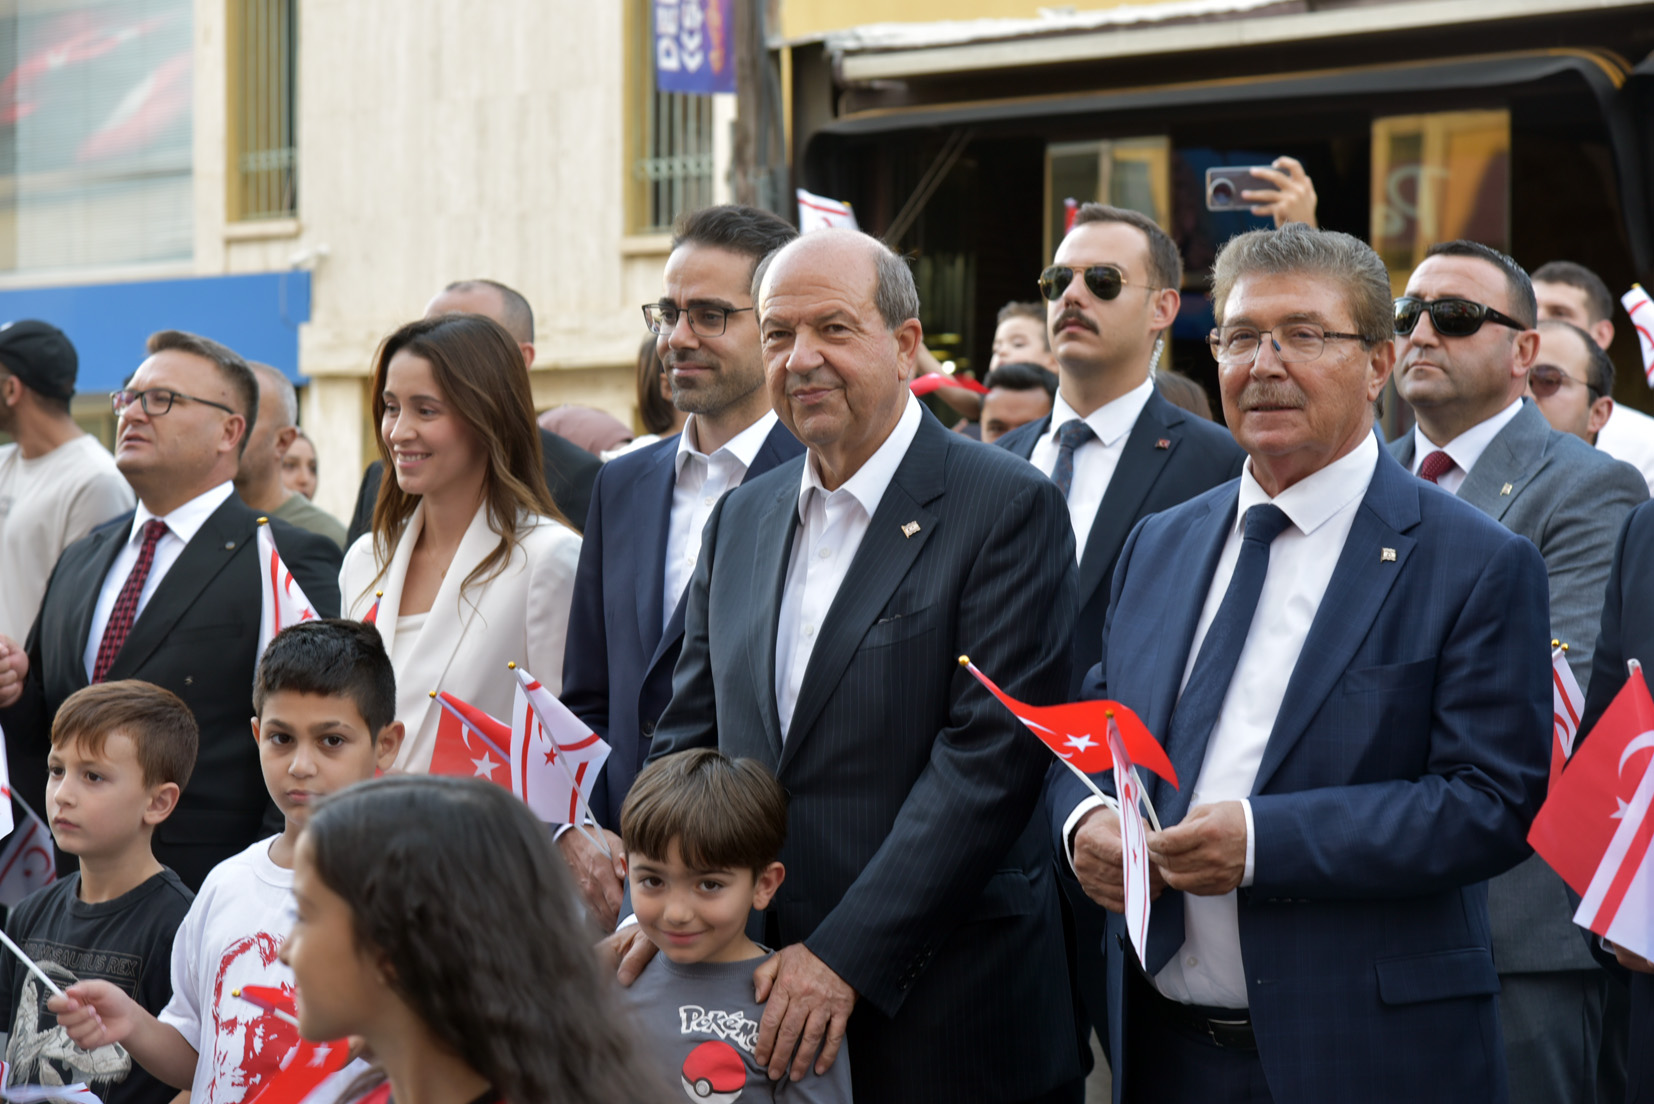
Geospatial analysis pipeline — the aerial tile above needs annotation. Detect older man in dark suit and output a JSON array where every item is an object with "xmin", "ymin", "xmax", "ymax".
[
  {"xmin": 1389, "ymin": 240, "xmax": 1647, "ymax": 1102},
  {"xmin": 1053, "ymin": 224, "xmax": 1549, "ymax": 1102},
  {"xmin": 0, "ymin": 330, "xmax": 340, "ymax": 890},
  {"xmin": 613, "ymin": 228, "xmax": 1082, "ymax": 1103}
]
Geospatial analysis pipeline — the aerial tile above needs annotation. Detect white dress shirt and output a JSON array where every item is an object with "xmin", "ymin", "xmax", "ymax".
[
  {"xmin": 83, "ymin": 481, "xmax": 237, "ymax": 679},
  {"xmin": 1149, "ymin": 432, "xmax": 1377, "ymax": 1008},
  {"xmin": 774, "ymin": 395, "xmax": 923, "ymax": 740},
  {"xmin": 1028, "ymin": 378, "xmax": 1155, "ymax": 562},
  {"xmin": 663, "ymin": 410, "xmax": 779, "ymax": 630},
  {"xmin": 1407, "ymin": 398, "xmax": 1522, "ymax": 494},
  {"xmin": 1595, "ymin": 403, "xmax": 1654, "ymax": 496}
]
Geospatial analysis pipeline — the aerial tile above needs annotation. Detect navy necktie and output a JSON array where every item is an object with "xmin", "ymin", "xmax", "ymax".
[
  {"xmin": 1143, "ymin": 502, "xmax": 1292, "ymax": 975},
  {"xmin": 1050, "ymin": 419, "xmax": 1096, "ymax": 498}
]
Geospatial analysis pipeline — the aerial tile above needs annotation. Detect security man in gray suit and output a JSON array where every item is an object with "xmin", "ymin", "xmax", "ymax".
[
  {"xmin": 613, "ymin": 229, "xmax": 1083, "ymax": 1103},
  {"xmin": 1389, "ymin": 239, "xmax": 1648, "ymax": 1103}
]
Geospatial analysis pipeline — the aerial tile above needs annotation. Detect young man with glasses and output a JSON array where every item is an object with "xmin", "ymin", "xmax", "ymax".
[
  {"xmin": 1390, "ymin": 240, "xmax": 1647, "ymax": 1104},
  {"xmin": 1529, "ymin": 319, "xmax": 1615, "ymax": 446},
  {"xmin": 0, "ymin": 330, "xmax": 340, "ymax": 890},
  {"xmin": 995, "ymin": 203, "xmax": 1243, "ymax": 1081},
  {"xmin": 559, "ymin": 205, "xmax": 803, "ymax": 929}
]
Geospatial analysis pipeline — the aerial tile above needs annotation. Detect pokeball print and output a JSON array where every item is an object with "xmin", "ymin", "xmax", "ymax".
[{"xmin": 681, "ymin": 1038, "xmax": 745, "ymax": 1102}]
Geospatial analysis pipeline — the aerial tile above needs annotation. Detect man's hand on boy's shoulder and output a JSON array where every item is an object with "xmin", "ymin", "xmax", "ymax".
[
  {"xmin": 557, "ymin": 827, "xmax": 625, "ymax": 931},
  {"xmin": 600, "ymin": 923, "xmax": 657, "ymax": 987},
  {"xmin": 754, "ymin": 945, "xmax": 856, "ymax": 1083}
]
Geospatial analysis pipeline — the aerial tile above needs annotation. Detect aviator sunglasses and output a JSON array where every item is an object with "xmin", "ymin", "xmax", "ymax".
[
  {"xmin": 1038, "ymin": 264, "xmax": 1159, "ymax": 302},
  {"xmin": 1393, "ymin": 296, "xmax": 1528, "ymax": 338}
]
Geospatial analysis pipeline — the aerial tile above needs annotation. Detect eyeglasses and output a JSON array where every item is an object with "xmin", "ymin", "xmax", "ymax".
[
  {"xmin": 112, "ymin": 388, "xmax": 238, "ymax": 418},
  {"xmin": 1528, "ymin": 364, "xmax": 1600, "ymax": 401},
  {"xmin": 642, "ymin": 303, "xmax": 754, "ymax": 337},
  {"xmin": 1037, "ymin": 264, "xmax": 1158, "ymax": 303},
  {"xmin": 1394, "ymin": 296, "xmax": 1528, "ymax": 338},
  {"xmin": 1208, "ymin": 323, "xmax": 1366, "ymax": 364}
]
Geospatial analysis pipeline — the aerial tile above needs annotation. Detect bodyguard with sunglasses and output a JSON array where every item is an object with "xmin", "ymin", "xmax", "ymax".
[
  {"xmin": 1390, "ymin": 240, "xmax": 1646, "ymax": 1104},
  {"xmin": 1528, "ymin": 319, "xmax": 1615, "ymax": 446},
  {"xmin": 0, "ymin": 329, "xmax": 340, "ymax": 890},
  {"xmin": 998, "ymin": 203, "xmax": 1243, "ymax": 1075}
]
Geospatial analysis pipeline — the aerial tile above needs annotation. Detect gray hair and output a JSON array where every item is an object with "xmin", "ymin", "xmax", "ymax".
[
  {"xmin": 1211, "ymin": 223, "xmax": 1393, "ymax": 347},
  {"xmin": 250, "ymin": 362, "xmax": 298, "ymax": 427},
  {"xmin": 751, "ymin": 231, "xmax": 920, "ymax": 332}
]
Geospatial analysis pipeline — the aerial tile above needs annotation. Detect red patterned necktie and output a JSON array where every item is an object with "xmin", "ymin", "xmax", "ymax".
[
  {"xmin": 92, "ymin": 519, "xmax": 169, "ymax": 683},
  {"xmin": 1418, "ymin": 449, "xmax": 1456, "ymax": 485}
]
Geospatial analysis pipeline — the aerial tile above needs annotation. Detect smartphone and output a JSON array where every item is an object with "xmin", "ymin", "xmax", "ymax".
[{"xmin": 1205, "ymin": 167, "xmax": 1274, "ymax": 212}]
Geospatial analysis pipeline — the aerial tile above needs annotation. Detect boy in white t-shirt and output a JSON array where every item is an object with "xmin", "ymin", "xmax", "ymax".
[{"xmin": 51, "ymin": 620, "xmax": 403, "ymax": 1104}]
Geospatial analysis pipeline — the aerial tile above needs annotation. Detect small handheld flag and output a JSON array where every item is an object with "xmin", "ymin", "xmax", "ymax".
[
  {"xmin": 256, "ymin": 519, "xmax": 319, "ymax": 657},
  {"xmin": 508, "ymin": 664, "xmax": 612, "ymax": 852},
  {"xmin": 1624, "ymin": 284, "xmax": 1654, "ymax": 386},
  {"xmin": 233, "ymin": 986, "xmax": 302, "ymax": 1028},
  {"xmin": 1108, "ymin": 718, "xmax": 1153, "ymax": 965},
  {"xmin": 1550, "ymin": 642, "xmax": 1585, "ymax": 793}
]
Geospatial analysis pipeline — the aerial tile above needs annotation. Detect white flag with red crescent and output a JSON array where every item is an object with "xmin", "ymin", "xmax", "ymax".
[
  {"xmin": 1550, "ymin": 644, "xmax": 1585, "ymax": 791},
  {"xmin": 1107, "ymin": 717, "xmax": 1152, "ymax": 967},
  {"xmin": 1624, "ymin": 284, "xmax": 1654, "ymax": 386},
  {"xmin": 509, "ymin": 666, "xmax": 610, "ymax": 826},
  {"xmin": 256, "ymin": 520, "xmax": 318, "ymax": 659}
]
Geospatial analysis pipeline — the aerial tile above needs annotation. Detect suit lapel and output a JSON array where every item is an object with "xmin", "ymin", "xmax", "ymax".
[
  {"xmin": 1251, "ymin": 452, "xmax": 1421, "ymax": 793},
  {"xmin": 1146, "ymin": 492, "xmax": 1234, "ymax": 819},
  {"xmin": 371, "ymin": 506, "xmax": 422, "ymax": 662},
  {"xmin": 399, "ymin": 504, "xmax": 499, "ymax": 713},
  {"xmin": 778, "ymin": 419, "xmax": 947, "ymax": 773},
  {"xmin": 634, "ymin": 441, "xmax": 681, "ymax": 656},
  {"xmin": 1078, "ymin": 393, "xmax": 1182, "ymax": 608},
  {"xmin": 746, "ymin": 477, "xmax": 803, "ymax": 764},
  {"xmin": 72, "ymin": 518, "xmax": 133, "ymax": 665},
  {"xmin": 1000, "ymin": 415, "xmax": 1050, "ymax": 461},
  {"xmin": 109, "ymin": 499, "xmax": 254, "ymax": 678},
  {"xmin": 1455, "ymin": 402, "xmax": 1548, "ymax": 523}
]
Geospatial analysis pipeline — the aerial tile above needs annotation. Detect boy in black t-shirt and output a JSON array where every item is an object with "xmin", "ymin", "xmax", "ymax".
[{"xmin": 0, "ymin": 680, "xmax": 197, "ymax": 1103}]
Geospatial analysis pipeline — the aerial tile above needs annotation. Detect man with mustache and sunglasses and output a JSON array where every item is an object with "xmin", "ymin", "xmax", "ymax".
[
  {"xmin": 1390, "ymin": 240, "xmax": 1647, "ymax": 1104},
  {"xmin": 998, "ymin": 203, "xmax": 1243, "ymax": 1077}
]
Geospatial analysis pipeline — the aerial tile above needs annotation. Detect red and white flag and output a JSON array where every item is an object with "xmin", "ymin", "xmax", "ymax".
[
  {"xmin": 0, "ymin": 726, "xmax": 53, "ymax": 907},
  {"xmin": 508, "ymin": 665, "xmax": 610, "ymax": 826},
  {"xmin": 257, "ymin": 519, "xmax": 319, "ymax": 658},
  {"xmin": 1574, "ymin": 751, "xmax": 1654, "ymax": 961},
  {"xmin": 1624, "ymin": 284, "xmax": 1654, "ymax": 386},
  {"xmin": 1108, "ymin": 717, "xmax": 1153, "ymax": 966},
  {"xmin": 429, "ymin": 692, "xmax": 514, "ymax": 789},
  {"xmin": 958, "ymin": 657, "xmax": 1178, "ymax": 787},
  {"xmin": 797, "ymin": 187, "xmax": 858, "ymax": 233},
  {"xmin": 1550, "ymin": 644, "xmax": 1586, "ymax": 792},
  {"xmin": 0, "ymin": 720, "xmax": 14, "ymax": 840},
  {"xmin": 1530, "ymin": 666, "xmax": 1654, "ymax": 895}
]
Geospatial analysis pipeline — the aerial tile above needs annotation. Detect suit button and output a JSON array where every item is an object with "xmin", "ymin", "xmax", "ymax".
[
  {"xmin": 640, "ymin": 722, "xmax": 655, "ymax": 738},
  {"xmin": 184, "ymin": 676, "xmax": 194, "ymax": 686}
]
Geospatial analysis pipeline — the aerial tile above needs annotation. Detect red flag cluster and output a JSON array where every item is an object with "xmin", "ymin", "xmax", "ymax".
[{"xmin": 1530, "ymin": 666, "xmax": 1654, "ymax": 960}]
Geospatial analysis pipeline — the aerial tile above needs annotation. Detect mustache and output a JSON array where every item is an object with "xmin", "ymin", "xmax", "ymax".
[
  {"xmin": 1237, "ymin": 382, "xmax": 1306, "ymax": 411},
  {"xmin": 663, "ymin": 351, "xmax": 717, "ymax": 371},
  {"xmin": 1052, "ymin": 308, "xmax": 1098, "ymax": 334}
]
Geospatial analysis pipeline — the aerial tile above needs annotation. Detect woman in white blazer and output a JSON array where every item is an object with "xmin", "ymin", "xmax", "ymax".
[{"xmin": 340, "ymin": 313, "xmax": 582, "ymax": 773}]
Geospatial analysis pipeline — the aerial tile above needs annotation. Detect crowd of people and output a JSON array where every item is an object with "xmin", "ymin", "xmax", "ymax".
[{"xmin": 0, "ymin": 174, "xmax": 1648, "ymax": 1104}]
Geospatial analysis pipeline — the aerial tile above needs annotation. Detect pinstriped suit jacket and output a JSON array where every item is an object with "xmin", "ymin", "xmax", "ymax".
[
  {"xmin": 1052, "ymin": 445, "xmax": 1550, "ymax": 1103},
  {"xmin": 649, "ymin": 410, "xmax": 1082, "ymax": 1103}
]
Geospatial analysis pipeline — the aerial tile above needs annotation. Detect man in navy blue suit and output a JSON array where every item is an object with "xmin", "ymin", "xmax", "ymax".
[
  {"xmin": 996, "ymin": 203, "xmax": 1243, "ymax": 1068},
  {"xmin": 1577, "ymin": 500, "xmax": 1654, "ymax": 1104},
  {"xmin": 559, "ymin": 204, "xmax": 802, "ymax": 926},
  {"xmin": 1050, "ymin": 223, "xmax": 1550, "ymax": 1102}
]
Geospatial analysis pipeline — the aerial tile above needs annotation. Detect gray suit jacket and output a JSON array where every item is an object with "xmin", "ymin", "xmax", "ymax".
[{"xmin": 1390, "ymin": 400, "xmax": 1648, "ymax": 973}]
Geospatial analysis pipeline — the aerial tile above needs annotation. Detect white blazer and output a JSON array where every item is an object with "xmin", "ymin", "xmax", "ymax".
[{"xmin": 340, "ymin": 501, "xmax": 581, "ymax": 773}]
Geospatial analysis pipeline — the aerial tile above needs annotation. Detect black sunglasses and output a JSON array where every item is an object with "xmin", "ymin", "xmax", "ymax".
[
  {"xmin": 1394, "ymin": 296, "xmax": 1528, "ymax": 338},
  {"xmin": 1039, "ymin": 264, "xmax": 1157, "ymax": 303}
]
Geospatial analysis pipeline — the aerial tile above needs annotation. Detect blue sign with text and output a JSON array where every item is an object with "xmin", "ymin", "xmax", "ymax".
[{"xmin": 654, "ymin": 0, "xmax": 735, "ymax": 95}]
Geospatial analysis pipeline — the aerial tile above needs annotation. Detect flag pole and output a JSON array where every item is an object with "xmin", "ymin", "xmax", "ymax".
[
  {"xmin": 507, "ymin": 664, "xmax": 613, "ymax": 859},
  {"xmin": 0, "ymin": 927, "xmax": 63, "ymax": 999}
]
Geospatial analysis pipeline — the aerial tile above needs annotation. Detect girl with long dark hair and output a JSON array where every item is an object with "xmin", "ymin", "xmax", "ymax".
[{"xmin": 280, "ymin": 775, "xmax": 667, "ymax": 1104}]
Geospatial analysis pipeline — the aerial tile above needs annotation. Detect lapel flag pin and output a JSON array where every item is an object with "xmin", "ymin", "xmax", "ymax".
[
  {"xmin": 1155, "ymin": 438, "xmax": 1171, "ymax": 449},
  {"xmin": 1381, "ymin": 547, "xmax": 1397, "ymax": 562},
  {"xmin": 901, "ymin": 521, "xmax": 921, "ymax": 538},
  {"xmin": 1501, "ymin": 483, "xmax": 1513, "ymax": 496}
]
